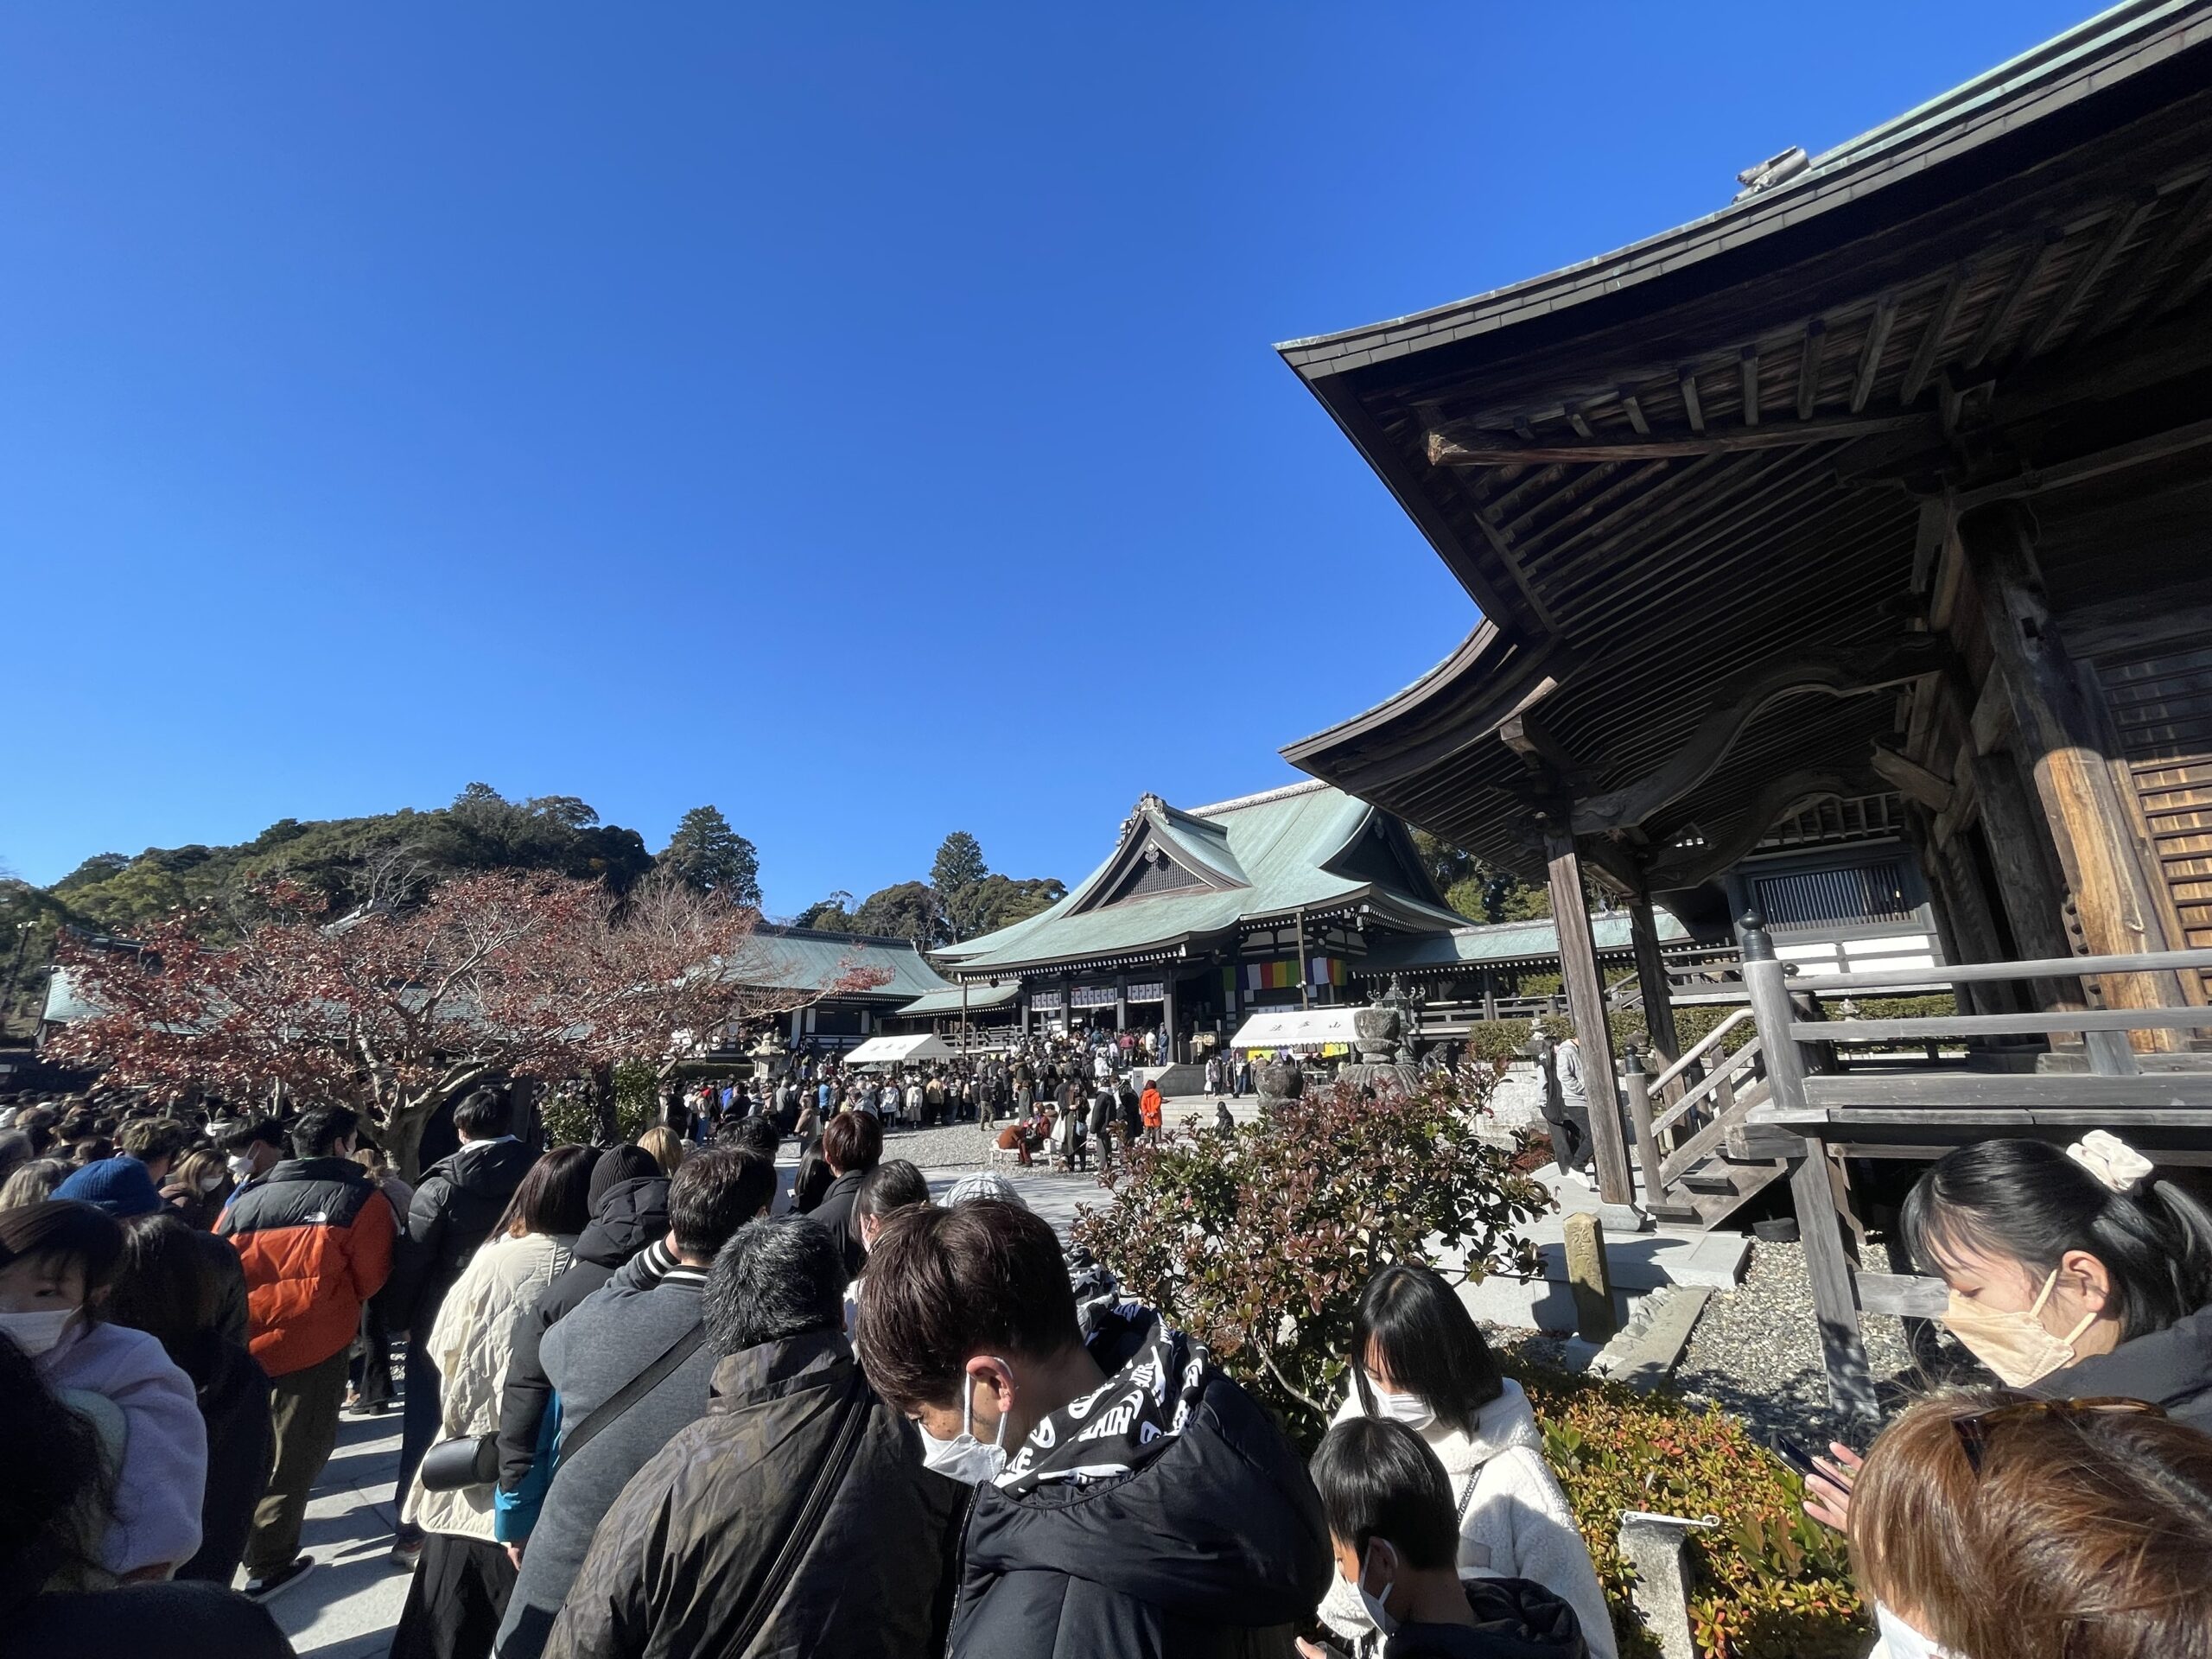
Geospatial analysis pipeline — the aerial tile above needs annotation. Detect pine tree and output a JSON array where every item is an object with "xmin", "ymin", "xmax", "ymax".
[{"xmin": 658, "ymin": 806, "xmax": 761, "ymax": 908}]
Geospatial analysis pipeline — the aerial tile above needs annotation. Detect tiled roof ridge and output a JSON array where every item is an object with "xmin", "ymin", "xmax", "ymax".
[{"xmin": 1185, "ymin": 779, "xmax": 1334, "ymax": 819}]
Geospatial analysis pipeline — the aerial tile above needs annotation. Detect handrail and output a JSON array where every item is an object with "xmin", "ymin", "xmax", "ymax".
[
  {"xmin": 1658, "ymin": 1073, "xmax": 1771, "ymax": 1189},
  {"xmin": 1648, "ymin": 1007, "xmax": 1756, "ymax": 1095},
  {"xmin": 1649, "ymin": 1033, "xmax": 1760, "ymax": 1141},
  {"xmin": 1786, "ymin": 946, "xmax": 2212, "ymax": 993},
  {"xmin": 1797, "ymin": 1007, "xmax": 2212, "ymax": 1042}
]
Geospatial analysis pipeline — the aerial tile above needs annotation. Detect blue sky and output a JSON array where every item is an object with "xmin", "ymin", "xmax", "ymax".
[{"xmin": 2, "ymin": 2, "xmax": 2088, "ymax": 913}]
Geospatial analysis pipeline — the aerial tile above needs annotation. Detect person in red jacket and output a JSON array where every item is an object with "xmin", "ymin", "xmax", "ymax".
[{"xmin": 219, "ymin": 1104, "xmax": 396, "ymax": 1603}]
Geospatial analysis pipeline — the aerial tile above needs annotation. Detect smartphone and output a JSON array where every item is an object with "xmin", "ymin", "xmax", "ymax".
[{"xmin": 1771, "ymin": 1434, "xmax": 1819, "ymax": 1478}]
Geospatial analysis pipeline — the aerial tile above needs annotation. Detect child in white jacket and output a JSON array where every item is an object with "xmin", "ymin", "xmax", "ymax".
[
  {"xmin": 1319, "ymin": 1262, "xmax": 1617, "ymax": 1659},
  {"xmin": 0, "ymin": 1200, "xmax": 207, "ymax": 1580}
]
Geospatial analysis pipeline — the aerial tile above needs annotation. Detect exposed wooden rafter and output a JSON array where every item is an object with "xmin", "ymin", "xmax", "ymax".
[
  {"xmin": 1426, "ymin": 410, "xmax": 1935, "ymax": 467},
  {"xmin": 1739, "ymin": 346, "xmax": 1761, "ymax": 426},
  {"xmin": 1796, "ymin": 321, "xmax": 1826, "ymax": 421},
  {"xmin": 1851, "ymin": 295, "xmax": 1898, "ymax": 413},
  {"xmin": 1964, "ymin": 226, "xmax": 2066, "ymax": 370},
  {"xmin": 1646, "ymin": 770, "xmax": 1862, "ymax": 889},
  {"xmin": 1900, "ymin": 262, "xmax": 1973, "ymax": 406},
  {"xmin": 2024, "ymin": 192, "xmax": 2158, "ymax": 359},
  {"xmin": 2098, "ymin": 169, "xmax": 2212, "ymax": 330}
]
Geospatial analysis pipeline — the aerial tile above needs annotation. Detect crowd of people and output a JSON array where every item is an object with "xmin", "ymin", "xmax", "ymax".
[{"xmin": 0, "ymin": 1077, "xmax": 2209, "ymax": 1658}]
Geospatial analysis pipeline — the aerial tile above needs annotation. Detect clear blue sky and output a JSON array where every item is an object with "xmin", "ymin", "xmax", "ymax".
[{"xmin": 3, "ymin": 2, "xmax": 2088, "ymax": 914}]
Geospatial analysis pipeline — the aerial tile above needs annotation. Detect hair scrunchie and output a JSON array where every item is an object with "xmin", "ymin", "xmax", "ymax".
[{"xmin": 2065, "ymin": 1129, "xmax": 2155, "ymax": 1196}]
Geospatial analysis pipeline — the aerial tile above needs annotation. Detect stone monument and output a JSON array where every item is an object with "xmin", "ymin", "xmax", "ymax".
[{"xmin": 1338, "ymin": 977, "xmax": 1423, "ymax": 1095}]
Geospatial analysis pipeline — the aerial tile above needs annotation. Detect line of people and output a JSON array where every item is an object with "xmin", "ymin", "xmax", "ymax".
[{"xmin": 3, "ymin": 1078, "xmax": 2212, "ymax": 1659}]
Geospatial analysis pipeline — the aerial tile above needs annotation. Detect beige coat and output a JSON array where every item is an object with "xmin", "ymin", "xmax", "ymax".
[{"xmin": 402, "ymin": 1230, "xmax": 575, "ymax": 1540}]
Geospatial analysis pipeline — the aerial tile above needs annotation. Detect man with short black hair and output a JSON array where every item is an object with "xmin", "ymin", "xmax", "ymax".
[
  {"xmin": 1307, "ymin": 1418, "xmax": 1588, "ymax": 1658},
  {"xmin": 219, "ymin": 1103, "xmax": 397, "ymax": 1601},
  {"xmin": 114, "ymin": 1116, "xmax": 189, "ymax": 1184},
  {"xmin": 858, "ymin": 1199, "xmax": 1330, "ymax": 1658},
  {"xmin": 494, "ymin": 1147, "xmax": 778, "ymax": 1659},
  {"xmin": 543, "ymin": 1217, "xmax": 962, "ymax": 1659},
  {"xmin": 217, "ymin": 1116, "xmax": 289, "ymax": 1193},
  {"xmin": 386, "ymin": 1086, "xmax": 537, "ymax": 1560}
]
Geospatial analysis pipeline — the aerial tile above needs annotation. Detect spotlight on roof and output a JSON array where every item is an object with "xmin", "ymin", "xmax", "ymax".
[{"xmin": 1733, "ymin": 145, "xmax": 1809, "ymax": 201}]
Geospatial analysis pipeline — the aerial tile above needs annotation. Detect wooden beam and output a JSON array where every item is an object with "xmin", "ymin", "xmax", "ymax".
[
  {"xmin": 1948, "ymin": 417, "xmax": 2212, "ymax": 513},
  {"xmin": 1739, "ymin": 346, "xmax": 1760, "ymax": 427},
  {"xmin": 1546, "ymin": 830, "xmax": 1637, "ymax": 1207},
  {"xmin": 1565, "ymin": 404, "xmax": 1593, "ymax": 440},
  {"xmin": 1678, "ymin": 368, "xmax": 1706, "ymax": 434},
  {"xmin": 1459, "ymin": 488, "xmax": 1562, "ymax": 633},
  {"xmin": 1573, "ymin": 637, "xmax": 1951, "ymax": 834},
  {"xmin": 1795, "ymin": 320, "xmax": 1826, "ymax": 421},
  {"xmin": 1869, "ymin": 741, "xmax": 1953, "ymax": 813},
  {"xmin": 1850, "ymin": 295, "xmax": 1897, "ymax": 414},
  {"xmin": 1900, "ymin": 262, "xmax": 1974, "ymax": 406},
  {"xmin": 1965, "ymin": 227, "xmax": 2066, "ymax": 371},
  {"xmin": 1578, "ymin": 834, "xmax": 1646, "ymax": 901},
  {"xmin": 1619, "ymin": 391, "xmax": 1649, "ymax": 435},
  {"xmin": 1630, "ymin": 896, "xmax": 1681, "ymax": 1062},
  {"xmin": 1966, "ymin": 506, "xmax": 2190, "ymax": 1038},
  {"xmin": 2025, "ymin": 193, "xmax": 2159, "ymax": 359},
  {"xmin": 1426, "ymin": 410, "xmax": 1936, "ymax": 467},
  {"xmin": 1499, "ymin": 708, "xmax": 1580, "ymax": 778}
]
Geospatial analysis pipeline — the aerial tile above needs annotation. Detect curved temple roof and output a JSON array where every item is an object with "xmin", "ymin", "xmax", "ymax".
[{"xmin": 938, "ymin": 781, "xmax": 1467, "ymax": 977}]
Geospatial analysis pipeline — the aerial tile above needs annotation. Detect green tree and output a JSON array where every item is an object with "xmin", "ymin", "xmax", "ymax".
[
  {"xmin": 658, "ymin": 805, "xmax": 762, "ymax": 907},
  {"xmin": 931, "ymin": 831, "xmax": 989, "ymax": 938},
  {"xmin": 963, "ymin": 873, "xmax": 1065, "ymax": 934},
  {"xmin": 794, "ymin": 891, "xmax": 856, "ymax": 931},
  {"xmin": 853, "ymin": 880, "xmax": 942, "ymax": 944}
]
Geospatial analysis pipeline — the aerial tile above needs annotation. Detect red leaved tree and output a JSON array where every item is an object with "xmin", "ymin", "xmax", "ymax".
[{"xmin": 50, "ymin": 870, "xmax": 887, "ymax": 1175}]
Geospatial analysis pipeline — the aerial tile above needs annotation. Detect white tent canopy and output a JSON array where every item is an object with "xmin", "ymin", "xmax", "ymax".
[
  {"xmin": 1229, "ymin": 1008, "xmax": 1361, "ymax": 1052},
  {"xmin": 842, "ymin": 1033, "xmax": 955, "ymax": 1068}
]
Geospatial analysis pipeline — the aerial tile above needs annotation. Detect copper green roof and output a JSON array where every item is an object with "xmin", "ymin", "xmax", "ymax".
[
  {"xmin": 940, "ymin": 782, "xmax": 1467, "ymax": 977},
  {"xmin": 1359, "ymin": 912, "xmax": 1688, "ymax": 974},
  {"xmin": 730, "ymin": 926, "xmax": 950, "ymax": 1001},
  {"xmin": 893, "ymin": 981, "xmax": 1022, "ymax": 1018}
]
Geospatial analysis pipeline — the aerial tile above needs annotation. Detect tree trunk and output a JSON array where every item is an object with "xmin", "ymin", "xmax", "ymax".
[
  {"xmin": 385, "ymin": 1099, "xmax": 434, "ymax": 1184},
  {"xmin": 591, "ymin": 1065, "xmax": 619, "ymax": 1145}
]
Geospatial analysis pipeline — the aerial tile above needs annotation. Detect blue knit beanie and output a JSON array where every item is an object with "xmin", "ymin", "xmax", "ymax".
[{"xmin": 54, "ymin": 1155, "xmax": 164, "ymax": 1218}]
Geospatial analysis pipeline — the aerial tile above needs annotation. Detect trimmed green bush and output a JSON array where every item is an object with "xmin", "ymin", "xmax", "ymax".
[{"xmin": 1513, "ymin": 1359, "xmax": 1867, "ymax": 1659}]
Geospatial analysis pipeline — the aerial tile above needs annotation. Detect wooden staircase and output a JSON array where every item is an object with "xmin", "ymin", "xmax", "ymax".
[{"xmin": 1620, "ymin": 1011, "xmax": 1789, "ymax": 1229}]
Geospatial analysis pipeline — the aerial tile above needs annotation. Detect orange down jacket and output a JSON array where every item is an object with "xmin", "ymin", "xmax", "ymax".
[{"xmin": 219, "ymin": 1156, "xmax": 397, "ymax": 1378}]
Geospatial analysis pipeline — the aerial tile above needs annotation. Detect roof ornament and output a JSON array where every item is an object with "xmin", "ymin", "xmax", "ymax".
[
  {"xmin": 1733, "ymin": 145, "xmax": 1808, "ymax": 201},
  {"xmin": 1117, "ymin": 793, "xmax": 1166, "ymax": 843}
]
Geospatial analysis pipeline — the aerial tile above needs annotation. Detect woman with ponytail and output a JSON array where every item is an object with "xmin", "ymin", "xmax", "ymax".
[{"xmin": 1899, "ymin": 1131, "xmax": 2212, "ymax": 1427}]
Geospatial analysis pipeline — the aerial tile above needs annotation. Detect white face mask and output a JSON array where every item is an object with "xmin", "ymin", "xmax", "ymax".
[
  {"xmin": 918, "ymin": 1363, "xmax": 1011, "ymax": 1486},
  {"xmin": 199, "ymin": 1172, "xmax": 227, "ymax": 1194},
  {"xmin": 1369, "ymin": 1383, "xmax": 1436, "ymax": 1433},
  {"xmin": 0, "ymin": 1307, "xmax": 79, "ymax": 1358},
  {"xmin": 1354, "ymin": 1539, "xmax": 1401, "ymax": 1637},
  {"xmin": 1873, "ymin": 1601, "xmax": 1965, "ymax": 1659},
  {"xmin": 226, "ymin": 1153, "xmax": 255, "ymax": 1180}
]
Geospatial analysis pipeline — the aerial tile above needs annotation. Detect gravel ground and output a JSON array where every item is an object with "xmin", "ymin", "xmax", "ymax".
[
  {"xmin": 1671, "ymin": 1240, "xmax": 1964, "ymax": 1448},
  {"xmin": 874, "ymin": 1119, "xmax": 1004, "ymax": 1169}
]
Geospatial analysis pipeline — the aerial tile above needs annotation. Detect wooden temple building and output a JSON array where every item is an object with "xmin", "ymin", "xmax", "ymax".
[
  {"xmin": 1279, "ymin": 2, "xmax": 2212, "ymax": 1408},
  {"xmin": 928, "ymin": 782, "xmax": 1470, "ymax": 1061}
]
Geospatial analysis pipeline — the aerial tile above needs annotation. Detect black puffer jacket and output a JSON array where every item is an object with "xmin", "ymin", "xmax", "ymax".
[
  {"xmin": 952, "ymin": 1313, "xmax": 1332, "ymax": 1659},
  {"xmin": 2042, "ymin": 1300, "xmax": 2212, "ymax": 1431},
  {"xmin": 1382, "ymin": 1577, "xmax": 1590, "ymax": 1659},
  {"xmin": 544, "ymin": 1330, "xmax": 963, "ymax": 1659},
  {"xmin": 389, "ymin": 1137, "xmax": 537, "ymax": 1339},
  {"xmin": 497, "ymin": 1175, "xmax": 670, "ymax": 1491}
]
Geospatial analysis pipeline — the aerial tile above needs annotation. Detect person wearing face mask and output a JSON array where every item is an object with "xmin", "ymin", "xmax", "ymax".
[
  {"xmin": 161, "ymin": 1148, "xmax": 236, "ymax": 1232},
  {"xmin": 1804, "ymin": 1132, "xmax": 2212, "ymax": 1534},
  {"xmin": 1303, "ymin": 1418, "xmax": 1589, "ymax": 1659},
  {"xmin": 542, "ymin": 1216, "xmax": 962, "ymax": 1659},
  {"xmin": 0, "ymin": 1199, "xmax": 208, "ymax": 1582},
  {"xmin": 1848, "ymin": 1387, "xmax": 2212, "ymax": 1659},
  {"xmin": 856, "ymin": 1198, "xmax": 1331, "ymax": 1659},
  {"xmin": 1318, "ymin": 1264, "xmax": 1615, "ymax": 1659},
  {"xmin": 215, "ymin": 1118, "xmax": 289, "ymax": 1200}
]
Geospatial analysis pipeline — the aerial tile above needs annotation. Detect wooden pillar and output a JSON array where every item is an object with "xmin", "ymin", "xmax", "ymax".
[
  {"xmin": 1742, "ymin": 915, "xmax": 1876, "ymax": 1419},
  {"xmin": 1481, "ymin": 967, "xmax": 1498, "ymax": 1024},
  {"xmin": 1545, "ymin": 830, "xmax": 1636, "ymax": 1206},
  {"xmin": 1163, "ymin": 976, "xmax": 1179, "ymax": 1065},
  {"xmin": 1296, "ymin": 907, "xmax": 1311, "ymax": 1012},
  {"xmin": 1964, "ymin": 505, "xmax": 2186, "ymax": 1039},
  {"xmin": 1116, "ymin": 974, "xmax": 1128, "ymax": 1035},
  {"xmin": 1630, "ymin": 897, "xmax": 1680, "ymax": 1065}
]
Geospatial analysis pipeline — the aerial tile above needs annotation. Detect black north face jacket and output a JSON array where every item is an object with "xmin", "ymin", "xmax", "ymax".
[{"xmin": 951, "ymin": 1314, "xmax": 1332, "ymax": 1659}]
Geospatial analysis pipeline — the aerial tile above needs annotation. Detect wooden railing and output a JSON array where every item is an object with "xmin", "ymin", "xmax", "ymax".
[
  {"xmin": 1620, "ymin": 1008, "xmax": 1771, "ymax": 1216},
  {"xmin": 1737, "ymin": 918, "xmax": 2212, "ymax": 1419}
]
